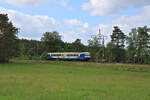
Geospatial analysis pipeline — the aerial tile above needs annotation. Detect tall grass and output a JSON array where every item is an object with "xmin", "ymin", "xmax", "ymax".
[{"xmin": 0, "ymin": 60, "xmax": 150, "ymax": 100}]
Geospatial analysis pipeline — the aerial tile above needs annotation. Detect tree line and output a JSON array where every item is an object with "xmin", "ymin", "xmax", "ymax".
[{"xmin": 0, "ymin": 14, "xmax": 150, "ymax": 64}]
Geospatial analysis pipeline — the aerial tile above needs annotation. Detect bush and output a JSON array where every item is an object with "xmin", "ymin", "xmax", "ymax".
[{"xmin": 40, "ymin": 52, "xmax": 48, "ymax": 60}]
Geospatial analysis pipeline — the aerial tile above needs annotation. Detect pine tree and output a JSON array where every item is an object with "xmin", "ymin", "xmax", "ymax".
[
  {"xmin": 110, "ymin": 26, "xmax": 126, "ymax": 62},
  {"xmin": 0, "ymin": 14, "xmax": 19, "ymax": 62}
]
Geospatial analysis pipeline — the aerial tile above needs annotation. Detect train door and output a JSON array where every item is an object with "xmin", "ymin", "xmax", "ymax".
[{"xmin": 80, "ymin": 54, "xmax": 85, "ymax": 60}]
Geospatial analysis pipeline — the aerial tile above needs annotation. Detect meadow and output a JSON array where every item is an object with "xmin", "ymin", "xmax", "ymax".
[{"xmin": 0, "ymin": 60, "xmax": 150, "ymax": 100}]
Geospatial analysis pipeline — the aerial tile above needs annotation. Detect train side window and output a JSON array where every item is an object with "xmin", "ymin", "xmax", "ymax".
[
  {"xmin": 67, "ymin": 54, "xmax": 78, "ymax": 56},
  {"xmin": 67, "ymin": 54, "xmax": 71, "ymax": 56},
  {"xmin": 51, "ymin": 54, "xmax": 57, "ymax": 56},
  {"xmin": 58, "ymin": 54, "xmax": 61, "ymax": 56}
]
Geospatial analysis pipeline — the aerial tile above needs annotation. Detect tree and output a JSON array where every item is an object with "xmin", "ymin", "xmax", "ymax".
[
  {"xmin": 41, "ymin": 31, "xmax": 64, "ymax": 52},
  {"xmin": 19, "ymin": 39, "xmax": 46, "ymax": 56},
  {"xmin": 106, "ymin": 42, "xmax": 116, "ymax": 62},
  {"xmin": 126, "ymin": 26, "xmax": 150, "ymax": 64},
  {"xmin": 126, "ymin": 28, "xmax": 138, "ymax": 63},
  {"xmin": 136, "ymin": 26, "xmax": 150, "ymax": 63},
  {"xmin": 110, "ymin": 26, "xmax": 126, "ymax": 62},
  {"xmin": 111, "ymin": 26, "xmax": 126, "ymax": 48},
  {"xmin": 72, "ymin": 39, "xmax": 85, "ymax": 52},
  {"xmin": 0, "ymin": 14, "xmax": 19, "ymax": 62},
  {"xmin": 88, "ymin": 33, "xmax": 104, "ymax": 62}
]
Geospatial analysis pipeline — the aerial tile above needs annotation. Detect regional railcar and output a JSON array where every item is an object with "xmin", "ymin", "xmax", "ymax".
[{"xmin": 46, "ymin": 52, "xmax": 90, "ymax": 61}]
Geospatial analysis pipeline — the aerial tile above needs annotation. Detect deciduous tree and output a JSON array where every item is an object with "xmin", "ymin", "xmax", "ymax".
[{"xmin": 41, "ymin": 31, "xmax": 64, "ymax": 52}]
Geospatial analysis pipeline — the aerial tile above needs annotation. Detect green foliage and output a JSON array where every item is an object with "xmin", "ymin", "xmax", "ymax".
[
  {"xmin": 17, "ymin": 39, "xmax": 46, "ymax": 59},
  {"xmin": 109, "ymin": 26, "xmax": 126, "ymax": 62},
  {"xmin": 136, "ymin": 26, "xmax": 150, "ymax": 64},
  {"xmin": 0, "ymin": 14, "xmax": 19, "ymax": 62},
  {"xmin": 72, "ymin": 39, "xmax": 86, "ymax": 52},
  {"xmin": 40, "ymin": 51, "xmax": 48, "ymax": 60},
  {"xmin": 126, "ymin": 28, "xmax": 138, "ymax": 63},
  {"xmin": 0, "ymin": 14, "xmax": 149, "ymax": 64},
  {"xmin": 126, "ymin": 26, "xmax": 150, "ymax": 64},
  {"xmin": 111, "ymin": 26, "xmax": 126, "ymax": 48},
  {"xmin": 41, "ymin": 31, "xmax": 64, "ymax": 52},
  {"xmin": 88, "ymin": 34, "xmax": 104, "ymax": 62},
  {"xmin": 106, "ymin": 42, "xmax": 116, "ymax": 62}
]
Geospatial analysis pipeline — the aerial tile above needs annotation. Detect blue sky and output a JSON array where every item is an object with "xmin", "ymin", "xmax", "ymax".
[{"xmin": 0, "ymin": 0, "xmax": 150, "ymax": 44}]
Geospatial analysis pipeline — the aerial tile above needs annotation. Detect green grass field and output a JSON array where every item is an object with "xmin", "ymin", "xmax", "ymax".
[{"xmin": 0, "ymin": 60, "xmax": 150, "ymax": 100}]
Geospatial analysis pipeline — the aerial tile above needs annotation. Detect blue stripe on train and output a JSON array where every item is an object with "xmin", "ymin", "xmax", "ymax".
[{"xmin": 46, "ymin": 55, "xmax": 87, "ymax": 60}]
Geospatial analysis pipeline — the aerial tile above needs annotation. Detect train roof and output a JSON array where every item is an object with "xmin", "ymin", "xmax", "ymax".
[{"xmin": 48, "ymin": 52, "xmax": 90, "ymax": 54}]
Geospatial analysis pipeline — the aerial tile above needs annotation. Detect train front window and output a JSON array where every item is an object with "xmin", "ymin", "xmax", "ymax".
[{"xmin": 85, "ymin": 53, "xmax": 90, "ymax": 56}]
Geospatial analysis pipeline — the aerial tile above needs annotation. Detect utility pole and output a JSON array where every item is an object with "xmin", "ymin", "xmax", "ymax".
[
  {"xmin": 98, "ymin": 28, "xmax": 107, "ymax": 62},
  {"xmin": 0, "ymin": 30, "xmax": 3, "ymax": 38},
  {"xmin": 90, "ymin": 28, "xmax": 107, "ymax": 62}
]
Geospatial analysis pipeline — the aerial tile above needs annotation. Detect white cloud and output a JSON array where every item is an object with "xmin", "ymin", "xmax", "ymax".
[
  {"xmin": 0, "ymin": 7, "xmax": 60, "ymax": 40},
  {"xmin": 3, "ymin": 0, "xmax": 52, "ymax": 6},
  {"xmin": 82, "ymin": 0, "xmax": 150, "ymax": 16},
  {"xmin": 1, "ymin": 4, "xmax": 150, "ymax": 44},
  {"xmin": 64, "ymin": 19, "xmax": 94, "ymax": 44},
  {"xmin": 65, "ymin": 19, "xmax": 90, "ymax": 34},
  {"xmin": 0, "ymin": 7, "xmax": 92, "ymax": 44},
  {"xmin": 61, "ymin": 31, "xmax": 92, "ymax": 44},
  {"xmin": 58, "ymin": 0, "xmax": 73, "ymax": 10},
  {"xmin": 96, "ymin": 6, "xmax": 150, "ymax": 43},
  {"xmin": 59, "ymin": 0, "xmax": 68, "ymax": 7},
  {"xmin": 64, "ymin": 6, "xmax": 150, "ymax": 44}
]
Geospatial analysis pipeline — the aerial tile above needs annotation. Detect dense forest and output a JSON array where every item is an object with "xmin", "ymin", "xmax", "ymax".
[{"xmin": 0, "ymin": 14, "xmax": 150, "ymax": 64}]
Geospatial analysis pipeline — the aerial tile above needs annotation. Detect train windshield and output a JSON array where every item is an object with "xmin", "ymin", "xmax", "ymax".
[
  {"xmin": 85, "ymin": 53, "xmax": 90, "ymax": 56},
  {"xmin": 80, "ymin": 52, "xmax": 90, "ymax": 56}
]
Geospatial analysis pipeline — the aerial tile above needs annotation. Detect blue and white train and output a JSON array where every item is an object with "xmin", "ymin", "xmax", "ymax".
[{"xmin": 46, "ymin": 52, "xmax": 91, "ymax": 61}]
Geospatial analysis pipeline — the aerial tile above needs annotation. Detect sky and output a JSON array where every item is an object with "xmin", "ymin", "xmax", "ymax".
[{"xmin": 0, "ymin": 0, "xmax": 150, "ymax": 44}]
